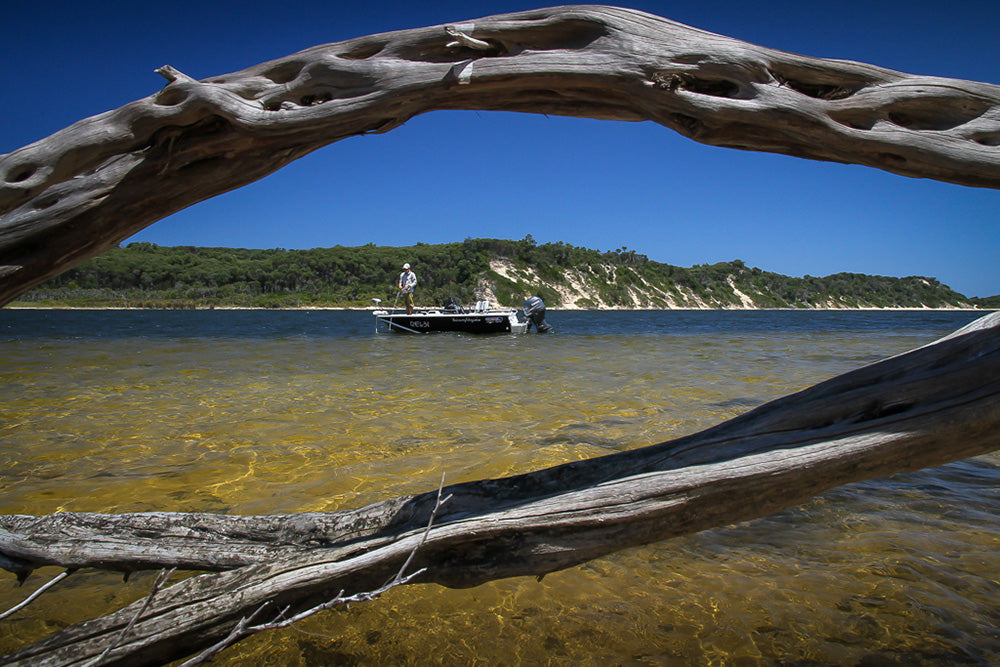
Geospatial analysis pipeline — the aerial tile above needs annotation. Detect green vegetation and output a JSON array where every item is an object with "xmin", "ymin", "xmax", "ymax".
[
  {"xmin": 15, "ymin": 241, "xmax": 497, "ymax": 309},
  {"xmin": 971, "ymin": 295, "xmax": 1000, "ymax": 309},
  {"xmin": 11, "ymin": 237, "xmax": 977, "ymax": 310}
]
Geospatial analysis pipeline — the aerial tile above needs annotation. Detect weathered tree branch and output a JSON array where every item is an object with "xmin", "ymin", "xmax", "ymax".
[
  {"xmin": 2, "ymin": 311, "xmax": 998, "ymax": 665},
  {"xmin": 2, "ymin": 5, "xmax": 1000, "ymax": 305},
  {"xmin": 176, "ymin": 476, "xmax": 449, "ymax": 667}
]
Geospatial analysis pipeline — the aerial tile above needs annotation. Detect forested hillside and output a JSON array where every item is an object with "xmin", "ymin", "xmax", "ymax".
[{"xmin": 12, "ymin": 237, "xmax": 978, "ymax": 310}]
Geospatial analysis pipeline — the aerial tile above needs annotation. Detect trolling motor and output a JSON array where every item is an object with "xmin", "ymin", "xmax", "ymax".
[{"xmin": 522, "ymin": 296, "xmax": 553, "ymax": 333}]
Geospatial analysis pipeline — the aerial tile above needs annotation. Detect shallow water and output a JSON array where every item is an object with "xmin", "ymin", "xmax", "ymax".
[{"xmin": 1, "ymin": 309, "xmax": 997, "ymax": 664}]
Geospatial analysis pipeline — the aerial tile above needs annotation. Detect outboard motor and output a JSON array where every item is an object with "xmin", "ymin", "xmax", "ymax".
[{"xmin": 522, "ymin": 296, "xmax": 553, "ymax": 333}]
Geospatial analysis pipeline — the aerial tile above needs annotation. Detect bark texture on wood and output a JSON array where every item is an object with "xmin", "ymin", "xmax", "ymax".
[
  {"xmin": 2, "ymin": 312, "xmax": 998, "ymax": 666},
  {"xmin": 2, "ymin": 5, "xmax": 1000, "ymax": 304}
]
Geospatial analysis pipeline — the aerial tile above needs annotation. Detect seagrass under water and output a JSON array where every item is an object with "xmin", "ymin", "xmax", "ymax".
[{"xmin": 1, "ymin": 310, "xmax": 997, "ymax": 665}]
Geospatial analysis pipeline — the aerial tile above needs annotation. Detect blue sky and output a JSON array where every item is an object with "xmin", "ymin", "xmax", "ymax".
[{"xmin": 2, "ymin": 1, "xmax": 998, "ymax": 297}]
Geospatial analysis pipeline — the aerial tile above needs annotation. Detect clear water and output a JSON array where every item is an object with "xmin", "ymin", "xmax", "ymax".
[{"xmin": 0, "ymin": 309, "xmax": 997, "ymax": 665}]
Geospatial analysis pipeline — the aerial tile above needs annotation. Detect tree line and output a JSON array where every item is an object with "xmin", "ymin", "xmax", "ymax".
[{"xmin": 11, "ymin": 237, "xmax": 980, "ymax": 309}]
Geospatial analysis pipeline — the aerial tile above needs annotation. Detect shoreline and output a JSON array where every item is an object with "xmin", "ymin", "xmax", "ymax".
[{"xmin": 4, "ymin": 305, "xmax": 992, "ymax": 312}]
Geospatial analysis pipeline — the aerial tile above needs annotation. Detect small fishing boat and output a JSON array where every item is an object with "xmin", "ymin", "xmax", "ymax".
[{"xmin": 373, "ymin": 297, "xmax": 552, "ymax": 334}]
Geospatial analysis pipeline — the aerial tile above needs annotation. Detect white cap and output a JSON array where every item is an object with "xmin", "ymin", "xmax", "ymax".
[{"xmin": 403, "ymin": 263, "xmax": 410, "ymax": 269}]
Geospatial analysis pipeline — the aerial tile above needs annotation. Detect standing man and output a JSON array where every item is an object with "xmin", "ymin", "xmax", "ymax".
[{"xmin": 398, "ymin": 262, "xmax": 417, "ymax": 314}]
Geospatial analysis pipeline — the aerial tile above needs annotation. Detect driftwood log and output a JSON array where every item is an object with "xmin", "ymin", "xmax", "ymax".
[
  {"xmin": 2, "ymin": 4, "xmax": 1000, "ymax": 665},
  {"xmin": 2, "ymin": 5, "xmax": 1000, "ymax": 305},
  {"xmin": 2, "ymin": 311, "xmax": 999, "ymax": 665}
]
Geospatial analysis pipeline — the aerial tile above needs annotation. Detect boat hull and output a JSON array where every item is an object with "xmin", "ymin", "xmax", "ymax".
[{"xmin": 374, "ymin": 310, "xmax": 527, "ymax": 334}]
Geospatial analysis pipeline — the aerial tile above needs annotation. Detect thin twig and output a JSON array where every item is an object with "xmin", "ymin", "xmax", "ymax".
[
  {"xmin": 252, "ymin": 474, "xmax": 451, "ymax": 631},
  {"xmin": 177, "ymin": 602, "xmax": 273, "ymax": 667},
  {"xmin": 390, "ymin": 472, "xmax": 451, "ymax": 587},
  {"xmin": 83, "ymin": 568, "xmax": 175, "ymax": 667},
  {"xmin": 0, "ymin": 569, "xmax": 74, "ymax": 621}
]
